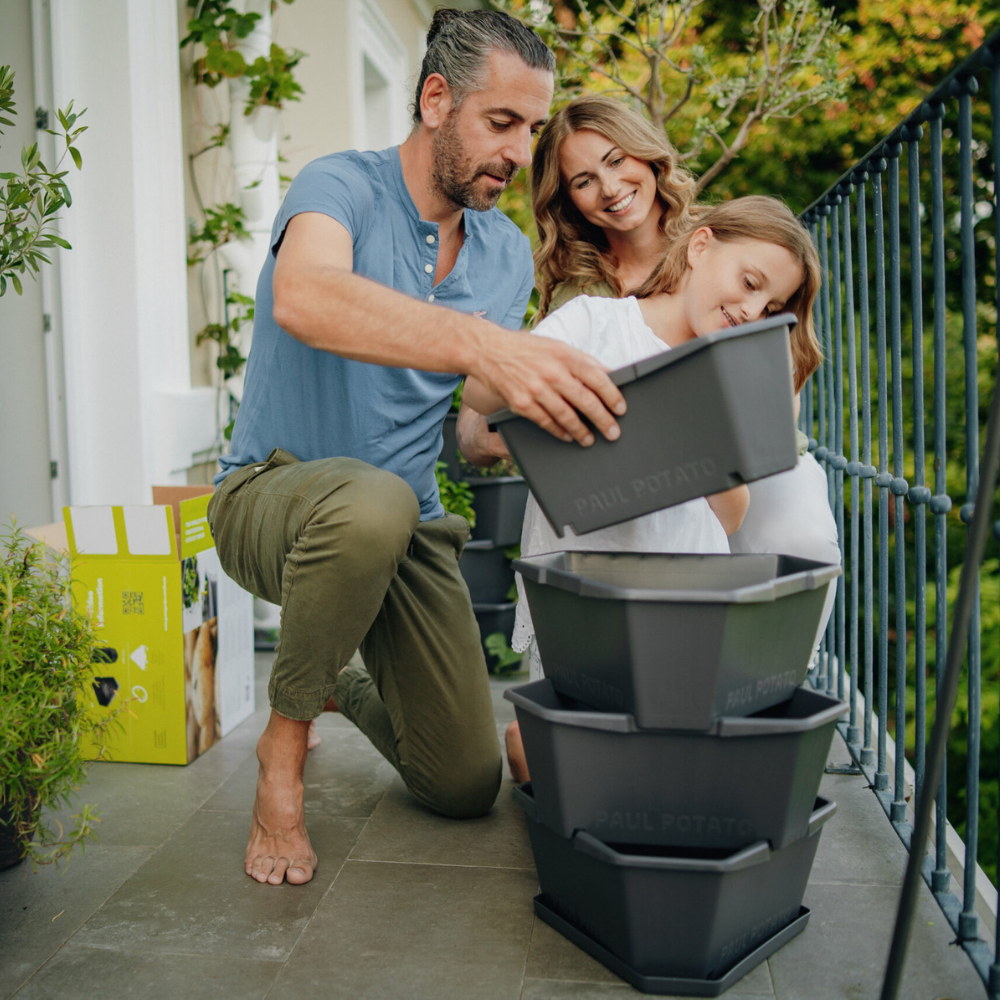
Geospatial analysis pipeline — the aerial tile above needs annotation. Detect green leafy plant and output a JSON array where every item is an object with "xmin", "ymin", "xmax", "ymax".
[
  {"xmin": 435, "ymin": 461, "xmax": 476, "ymax": 528},
  {"xmin": 181, "ymin": 0, "xmax": 304, "ymax": 117},
  {"xmin": 484, "ymin": 632, "xmax": 524, "ymax": 674},
  {"xmin": 0, "ymin": 64, "xmax": 86, "ymax": 296},
  {"xmin": 0, "ymin": 523, "xmax": 118, "ymax": 867},
  {"xmin": 195, "ymin": 290, "xmax": 254, "ymax": 379},
  {"xmin": 187, "ymin": 201, "xmax": 250, "ymax": 265}
]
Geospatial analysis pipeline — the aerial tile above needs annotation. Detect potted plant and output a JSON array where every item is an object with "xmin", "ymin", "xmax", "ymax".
[{"xmin": 0, "ymin": 523, "xmax": 115, "ymax": 869}]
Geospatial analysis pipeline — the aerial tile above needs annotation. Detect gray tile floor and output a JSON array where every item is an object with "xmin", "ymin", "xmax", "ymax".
[{"xmin": 0, "ymin": 652, "xmax": 989, "ymax": 999}]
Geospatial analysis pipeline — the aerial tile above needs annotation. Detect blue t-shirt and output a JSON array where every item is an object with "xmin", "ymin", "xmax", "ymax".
[{"xmin": 216, "ymin": 146, "xmax": 535, "ymax": 519}]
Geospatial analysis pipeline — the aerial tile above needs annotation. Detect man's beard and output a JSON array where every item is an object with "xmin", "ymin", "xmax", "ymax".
[{"xmin": 431, "ymin": 110, "xmax": 515, "ymax": 213}]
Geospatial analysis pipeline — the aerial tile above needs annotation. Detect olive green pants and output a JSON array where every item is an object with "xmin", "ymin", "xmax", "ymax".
[{"xmin": 208, "ymin": 448, "xmax": 501, "ymax": 818}]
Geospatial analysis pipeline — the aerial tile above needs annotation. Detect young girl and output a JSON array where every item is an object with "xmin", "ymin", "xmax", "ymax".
[{"xmin": 463, "ymin": 196, "xmax": 824, "ymax": 783}]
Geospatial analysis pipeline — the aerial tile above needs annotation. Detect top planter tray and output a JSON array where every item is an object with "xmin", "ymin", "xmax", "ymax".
[{"xmin": 489, "ymin": 313, "xmax": 799, "ymax": 537}]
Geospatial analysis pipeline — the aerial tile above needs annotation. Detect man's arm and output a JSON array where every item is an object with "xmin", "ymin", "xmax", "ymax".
[{"xmin": 272, "ymin": 212, "xmax": 625, "ymax": 447}]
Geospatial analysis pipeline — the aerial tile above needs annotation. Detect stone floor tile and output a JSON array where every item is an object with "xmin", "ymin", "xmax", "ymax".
[
  {"xmin": 812, "ymin": 767, "xmax": 908, "ymax": 888},
  {"xmin": 71, "ymin": 809, "xmax": 365, "ymax": 962},
  {"xmin": 41, "ymin": 717, "xmax": 260, "ymax": 850},
  {"xmin": 0, "ymin": 845, "xmax": 152, "ymax": 999},
  {"xmin": 201, "ymin": 719, "xmax": 395, "ymax": 820},
  {"xmin": 524, "ymin": 913, "xmax": 627, "ymax": 986},
  {"xmin": 267, "ymin": 860, "xmax": 538, "ymax": 1000},
  {"xmin": 523, "ymin": 913, "xmax": 776, "ymax": 996},
  {"xmin": 769, "ymin": 881, "xmax": 987, "ymax": 999},
  {"xmin": 520, "ymin": 981, "xmax": 631, "ymax": 998},
  {"xmin": 11, "ymin": 945, "xmax": 281, "ymax": 1000},
  {"xmin": 349, "ymin": 775, "xmax": 535, "ymax": 870}
]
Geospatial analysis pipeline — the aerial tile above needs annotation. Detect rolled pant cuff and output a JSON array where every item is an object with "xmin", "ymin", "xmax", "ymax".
[{"xmin": 268, "ymin": 679, "xmax": 339, "ymax": 721}]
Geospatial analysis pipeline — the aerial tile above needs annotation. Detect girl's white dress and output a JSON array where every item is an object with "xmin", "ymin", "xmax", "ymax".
[{"xmin": 511, "ymin": 295, "xmax": 730, "ymax": 669}]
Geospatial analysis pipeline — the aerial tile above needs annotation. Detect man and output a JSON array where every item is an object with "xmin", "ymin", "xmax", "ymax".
[{"xmin": 208, "ymin": 8, "xmax": 625, "ymax": 887}]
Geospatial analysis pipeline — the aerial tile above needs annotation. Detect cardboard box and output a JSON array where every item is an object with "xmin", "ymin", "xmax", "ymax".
[{"xmin": 31, "ymin": 487, "xmax": 255, "ymax": 764}]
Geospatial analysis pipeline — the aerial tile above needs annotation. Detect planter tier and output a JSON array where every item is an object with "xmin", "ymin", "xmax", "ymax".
[
  {"xmin": 505, "ymin": 679, "xmax": 845, "ymax": 850},
  {"xmin": 516, "ymin": 782, "xmax": 833, "ymax": 988},
  {"xmin": 468, "ymin": 476, "xmax": 528, "ymax": 546},
  {"xmin": 460, "ymin": 540, "xmax": 514, "ymax": 604},
  {"xmin": 516, "ymin": 551, "xmax": 841, "ymax": 730},
  {"xmin": 490, "ymin": 314, "xmax": 800, "ymax": 537}
]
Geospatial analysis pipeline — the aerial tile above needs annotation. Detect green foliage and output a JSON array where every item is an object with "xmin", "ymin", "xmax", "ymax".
[
  {"xmin": 244, "ymin": 44, "xmax": 305, "ymax": 116},
  {"xmin": 182, "ymin": 0, "xmax": 304, "ymax": 117},
  {"xmin": 0, "ymin": 65, "xmax": 85, "ymax": 297},
  {"xmin": 0, "ymin": 524, "xmax": 118, "ymax": 866},
  {"xmin": 187, "ymin": 202, "xmax": 251, "ymax": 265},
  {"xmin": 195, "ymin": 290, "xmax": 254, "ymax": 379},
  {"xmin": 493, "ymin": 0, "xmax": 848, "ymax": 194},
  {"xmin": 435, "ymin": 462, "xmax": 477, "ymax": 528},
  {"xmin": 484, "ymin": 632, "xmax": 525, "ymax": 674}
]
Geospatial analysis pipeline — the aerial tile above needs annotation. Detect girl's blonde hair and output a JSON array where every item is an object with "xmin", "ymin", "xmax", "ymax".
[
  {"xmin": 531, "ymin": 95, "xmax": 697, "ymax": 320},
  {"xmin": 639, "ymin": 196, "xmax": 823, "ymax": 392}
]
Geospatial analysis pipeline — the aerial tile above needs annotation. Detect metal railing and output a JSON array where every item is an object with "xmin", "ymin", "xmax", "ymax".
[{"xmin": 800, "ymin": 29, "xmax": 1000, "ymax": 995}]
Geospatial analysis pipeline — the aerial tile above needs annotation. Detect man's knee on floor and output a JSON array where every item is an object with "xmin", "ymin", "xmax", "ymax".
[{"xmin": 414, "ymin": 749, "xmax": 503, "ymax": 819}]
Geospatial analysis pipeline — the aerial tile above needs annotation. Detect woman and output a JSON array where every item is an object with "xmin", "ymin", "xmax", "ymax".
[{"xmin": 532, "ymin": 93, "xmax": 697, "ymax": 319}]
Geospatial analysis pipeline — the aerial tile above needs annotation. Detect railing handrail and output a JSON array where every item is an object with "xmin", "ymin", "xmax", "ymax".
[{"xmin": 802, "ymin": 29, "xmax": 1000, "ymax": 220}]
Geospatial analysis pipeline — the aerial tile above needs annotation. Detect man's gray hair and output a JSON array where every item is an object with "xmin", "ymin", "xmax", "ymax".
[{"xmin": 411, "ymin": 7, "xmax": 554, "ymax": 124}]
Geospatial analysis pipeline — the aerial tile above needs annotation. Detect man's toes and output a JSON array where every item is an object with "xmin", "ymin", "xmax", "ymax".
[
  {"xmin": 250, "ymin": 855, "xmax": 276, "ymax": 882},
  {"xmin": 268, "ymin": 857, "xmax": 291, "ymax": 885},
  {"xmin": 286, "ymin": 860, "xmax": 314, "ymax": 885}
]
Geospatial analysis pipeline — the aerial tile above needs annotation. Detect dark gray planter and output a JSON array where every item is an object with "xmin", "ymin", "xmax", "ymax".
[
  {"xmin": 468, "ymin": 476, "xmax": 528, "ymax": 546},
  {"xmin": 505, "ymin": 679, "xmax": 845, "ymax": 850},
  {"xmin": 516, "ymin": 551, "xmax": 841, "ymax": 729},
  {"xmin": 516, "ymin": 782, "xmax": 833, "ymax": 991},
  {"xmin": 490, "ymin": 314, "xmax": 800, "ymax": 537},
  {"xmin": 460, "ymin": 540, "xmax": 515, "ymax": 603},
  {"xmin": 438, "ymin": 412, "xmax": 463, "ymax": 482},
  {"xmin": 0, "ymin": 798, "xmax": 30, "ymax": 870}
]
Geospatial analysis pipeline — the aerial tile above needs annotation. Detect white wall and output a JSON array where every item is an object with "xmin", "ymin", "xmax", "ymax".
[{"xmin": 48, "ymin": 0, "xmax": 214, "ymax": 506}]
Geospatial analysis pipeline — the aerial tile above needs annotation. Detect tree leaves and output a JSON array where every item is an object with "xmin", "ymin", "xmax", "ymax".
[{"xmin": 0, "ymin": 67, "xmax": 86, "ymax": 296}]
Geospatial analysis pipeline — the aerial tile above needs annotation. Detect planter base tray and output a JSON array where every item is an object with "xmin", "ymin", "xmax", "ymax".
[{"xmin": 534, "ymin": 897, "xmax": 810, "ymax": 996}]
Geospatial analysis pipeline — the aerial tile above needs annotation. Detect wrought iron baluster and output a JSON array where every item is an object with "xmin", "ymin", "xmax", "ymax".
[
  {"xmin": 872, "ymin": 157, "xmax": 891, "ymax": 795},
  {"xmin": 990, "ymin": 53, "xmax": 1000, "ymax": 996},
  {"xmin": 956, "ymin": 76, "xmax": 982, "ymax": 945},
  {"xmin": 886, "ymin": 144, "xmax": 909, "ymax": 825},
  {"xmin": 831, "ymin": 195, "xmax": 848, "ymax": 701},
  {"xmin": 902, "ymin": 121, "xmax": 929, "ymax": 802},
  {"xmin": 857, "ymin": 171, "xmax": 876, "ymax": 768},
  {"xmin": 927, "ymin": 101, "xmax": 952, "ymax": 897},
  {"xmin": 842, "ymin": 184, "xmax": 862, "ymax": 747}
]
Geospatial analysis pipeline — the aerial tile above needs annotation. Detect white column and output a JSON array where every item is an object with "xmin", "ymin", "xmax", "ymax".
[{"xmin": 48, "ymin": 0, "xmax": 215, "ymax": 506}]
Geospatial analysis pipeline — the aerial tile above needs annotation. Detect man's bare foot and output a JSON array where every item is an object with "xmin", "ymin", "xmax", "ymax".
[
  {"xmin": 306, "ymin": 719, "xmax": 321, "ymax": 750},
  {"xmin": 246, "ymin": 710, "xmax": 318, "ymax": 885},
  {"xmin": 505, "ymin": 720, "xmax": 530, "ymax": 785}
]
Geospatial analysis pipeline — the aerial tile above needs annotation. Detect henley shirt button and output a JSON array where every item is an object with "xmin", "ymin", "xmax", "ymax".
[
  {"xmin": 427, "ymin": 294, "xmax": 435, "ymax": 302},
  {"xmin": 424, "ymin": 263, "xmax": 433, "ymax": 274},
  {"xmin": 426, "ymin": 234, "xmax": 435, "ymax": 244}
]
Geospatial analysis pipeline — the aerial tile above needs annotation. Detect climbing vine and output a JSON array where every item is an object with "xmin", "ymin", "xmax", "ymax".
[{"xmin": 180, "ymin": 0, "xmax": 304, "ymax": 441}]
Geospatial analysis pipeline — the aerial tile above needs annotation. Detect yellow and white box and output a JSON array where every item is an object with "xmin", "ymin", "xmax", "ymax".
[{"xmin": 48, "ymin": 487, "xmax": 254, "ymax": 764}]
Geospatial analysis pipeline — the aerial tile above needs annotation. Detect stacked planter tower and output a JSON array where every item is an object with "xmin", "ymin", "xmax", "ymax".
[
  {"xmin": 492, "ymin": 316, "xmax": 847, "ymax": 995},
  {"xmin": 440, "ymin": 411, "xmax": 529, "ymax": 670}
]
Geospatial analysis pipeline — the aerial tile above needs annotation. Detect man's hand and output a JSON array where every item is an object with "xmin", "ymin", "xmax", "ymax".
[
  {"xmin": 456, "ymin": 401, "xmax": 510, "ymax": 468},
  {"xmin": 463, "ymin": 331, "xmax": 626, "ymax": 447}
]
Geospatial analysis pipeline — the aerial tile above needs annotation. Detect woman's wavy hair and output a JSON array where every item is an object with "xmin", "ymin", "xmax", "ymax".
[
  {"xmin": 531, "ymin": 94, "xmax": 696, "ymax": 320},
  {"xmin": 642, "ymin": 196, "xmax": 823, "ymax": 392}
]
